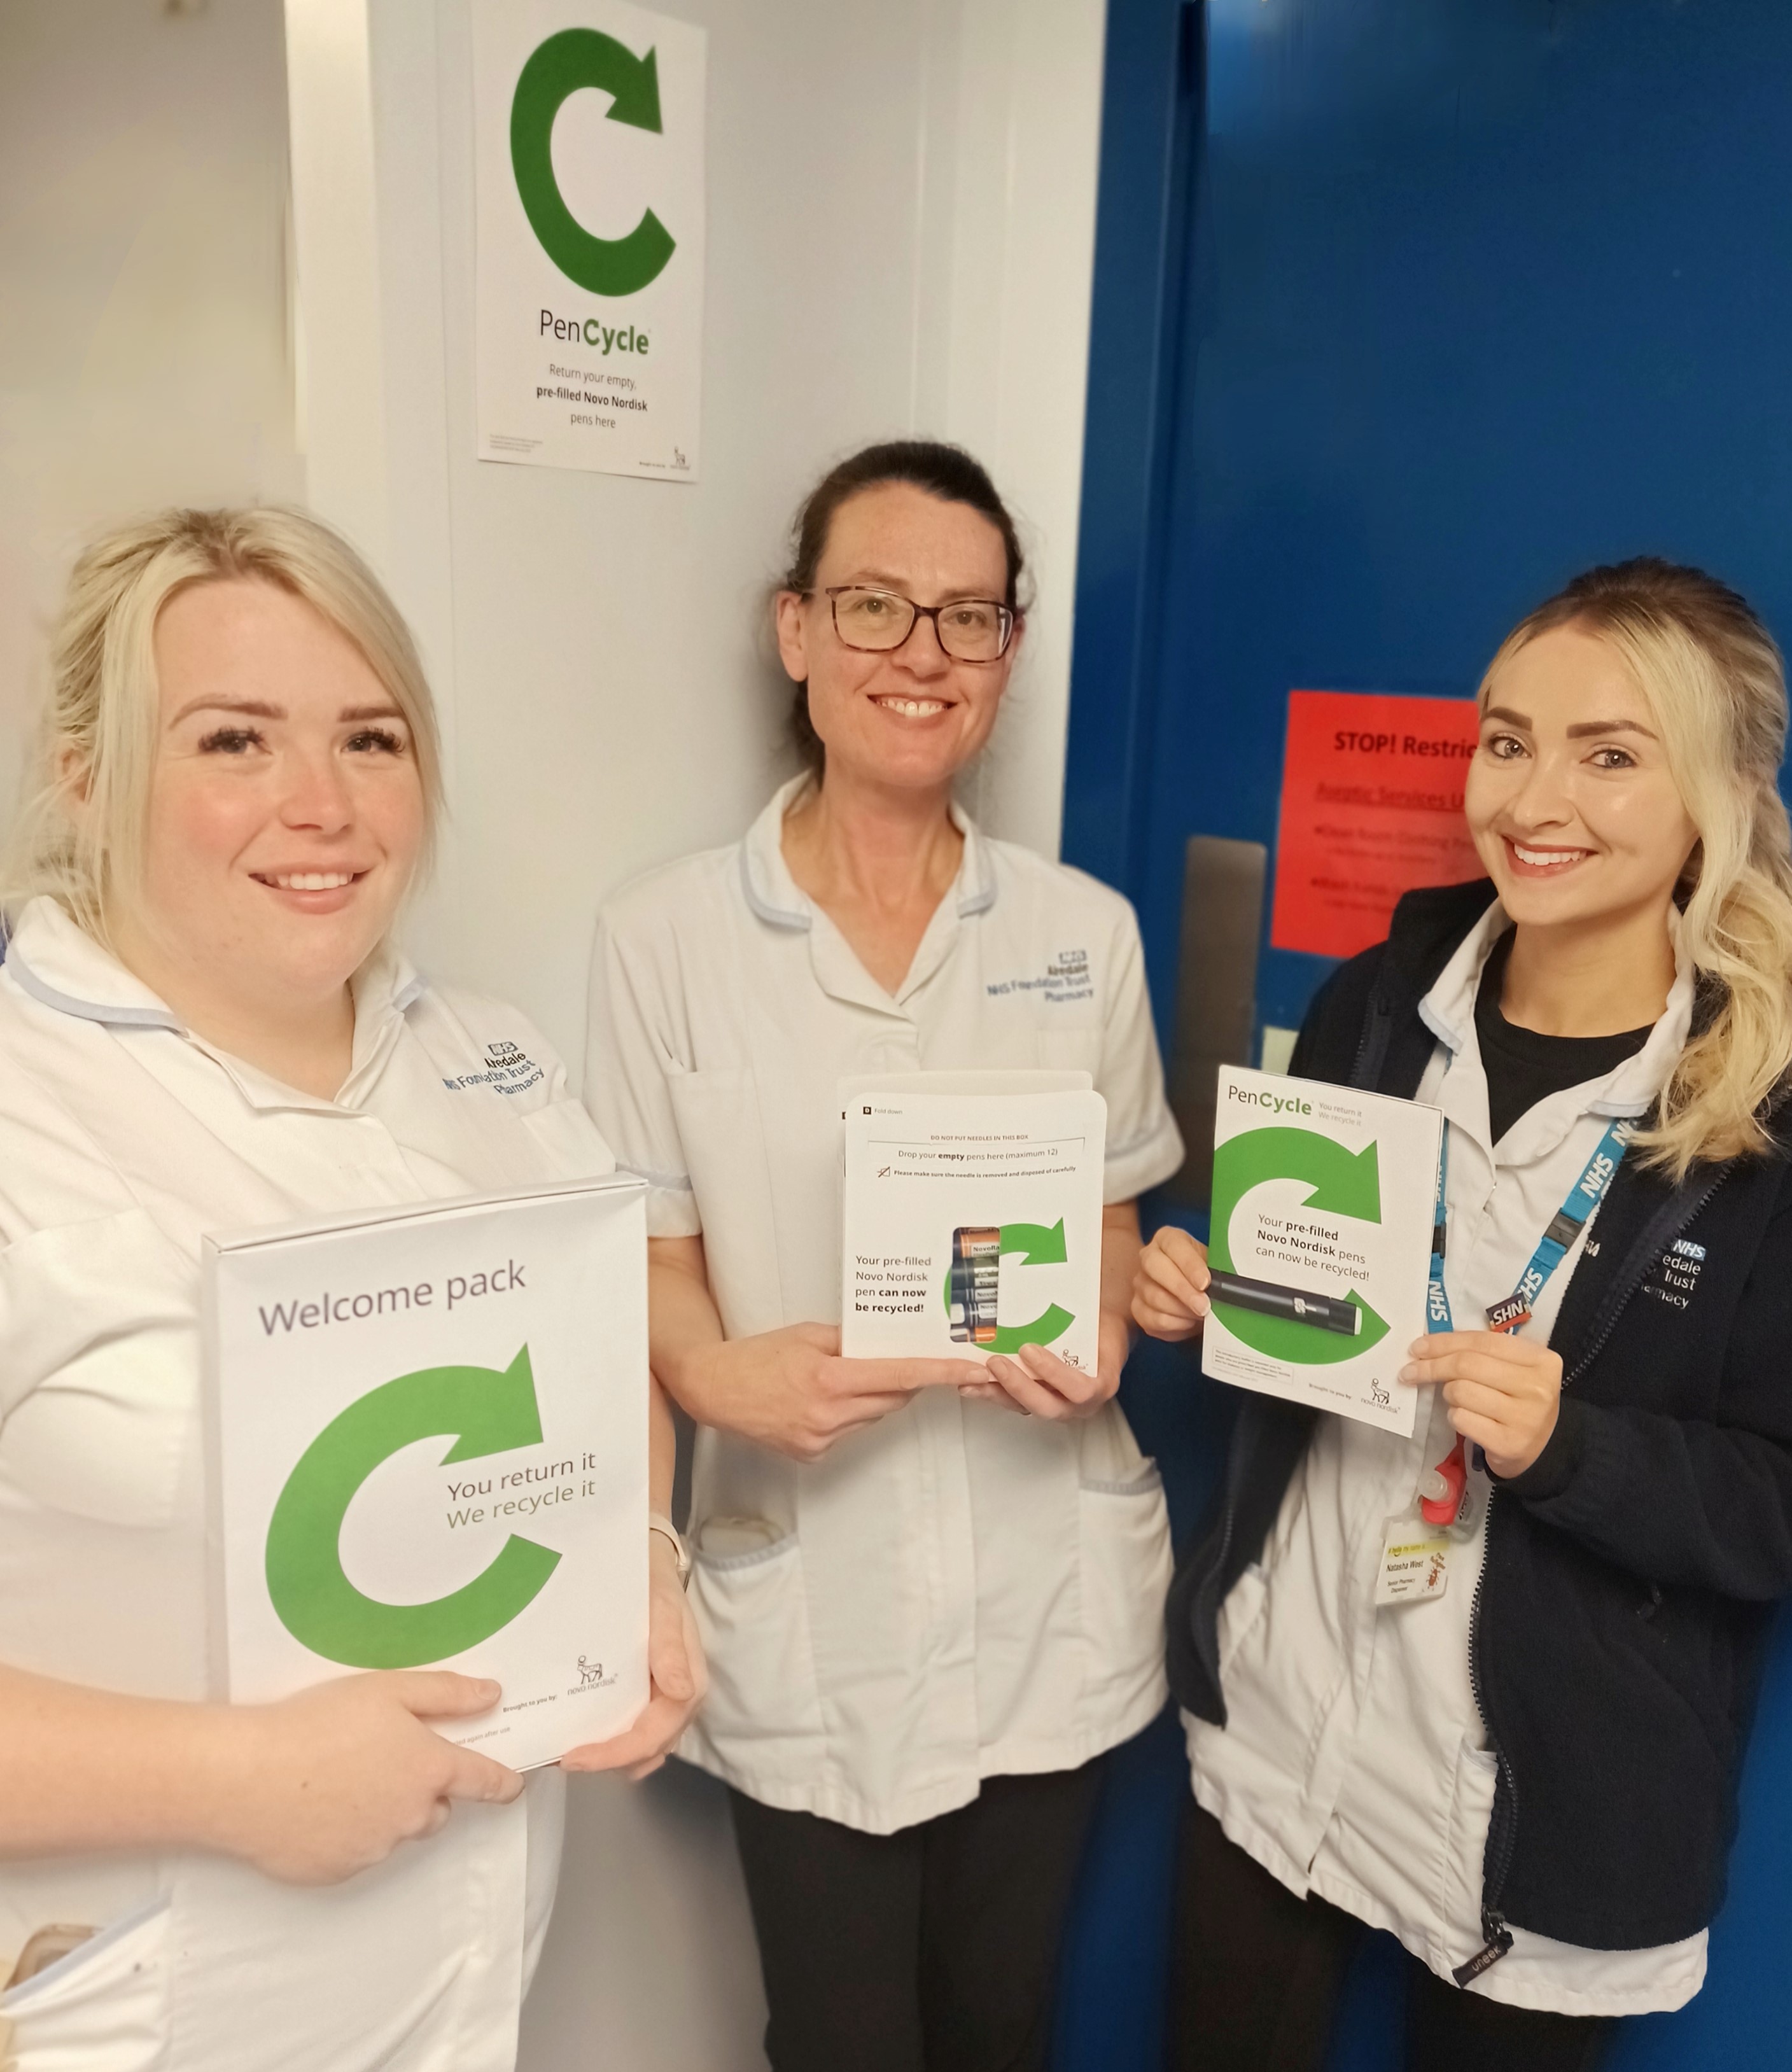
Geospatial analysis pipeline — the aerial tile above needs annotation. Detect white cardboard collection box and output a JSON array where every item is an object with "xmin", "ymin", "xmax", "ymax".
[
  {"xmin": 203, "ymin": 1175, "xmax": 648, "ymax": 1770},
  {"xmin": 841, "ymin": 1072, "xmax": 1107, "ymax": 1375}
]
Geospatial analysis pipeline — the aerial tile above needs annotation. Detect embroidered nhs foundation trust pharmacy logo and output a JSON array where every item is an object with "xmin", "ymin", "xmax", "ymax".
[
  {"xmin": 986, "ymin": 948, "xmax": 1094, "ymax": 1005},
  {"xmin": 443, "ymin": 1038, "xmax": 547, "ymax": 1098},
  {"xmin": 1641, "ymin": 1236, "xmax": 1706, "ymax": 1310}
]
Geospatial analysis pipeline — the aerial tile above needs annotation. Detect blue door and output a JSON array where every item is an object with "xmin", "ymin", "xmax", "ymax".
[{"xmin": 1054, "ymin": 3, "xmax": 1792, "ymax": 2067}]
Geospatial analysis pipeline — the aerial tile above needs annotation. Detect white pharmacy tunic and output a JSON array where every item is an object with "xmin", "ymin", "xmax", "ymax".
[
  {"xmin": 1189, "ymin": 903, "xmax": 1707, "ymax": 2017},
  {"xmin": 0, "ymin": 899, "xmax": 618, "ymax": 2072},
  {"xmin": 585, "ymin": 778, "xmax": 1184, "ymax": 1834}
]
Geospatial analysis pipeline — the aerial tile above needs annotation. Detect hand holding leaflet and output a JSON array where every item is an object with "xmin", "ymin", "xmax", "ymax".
[
  {"xmin": 963, "ymin": 1201, "xmax": 1138, "ymax": 1423},
  {"xmin": 204, "ymin": 1669, "xmax": 525, "ymax": 1884},
  {"xmin": 648, "ymin": 1264, "xmax": 988, "ymax": 1462},
  {"xmin": 1400, "ymin": 1329, "xmax": 1565, "ymax": 1478},
  {"xmin": 1131, "ymin": 1225, "xmax": 1212, "ymax": 1341},
  {"xmin": 561, "ymin": 1527, "xmax": 706, "ymax": 1780},
  {"xmin": 1398, "ymin": 1113, "xmax": 1627, "ymax": 1485}
]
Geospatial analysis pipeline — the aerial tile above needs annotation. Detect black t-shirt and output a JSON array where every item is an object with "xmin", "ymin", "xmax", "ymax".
[{"xmin": 1474, "ymin": 930, "xmax": 1654, "ymax": 1147}]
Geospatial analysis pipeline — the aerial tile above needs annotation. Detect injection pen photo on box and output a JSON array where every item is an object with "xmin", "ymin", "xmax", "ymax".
[
  {"xmin": 0, "ymin": 510, "xmax": 703, "ymax": 2072},
  {"xmin": 584, "ymin": 442, "xmax": 1184, "ymax": 2072},
  {"xmin": 1134, "ymin": 558, "xmax": 1792, "ymax": 2072}
]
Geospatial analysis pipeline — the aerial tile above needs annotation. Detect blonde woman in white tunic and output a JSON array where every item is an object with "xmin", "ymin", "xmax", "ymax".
[
  {"xmin": 585, "ymin": 441, "xmax": 1184, "ymax": 2072},
  {"xmin": 0, "ymin": 510, "xmax": 703, "ymax": 2072}
]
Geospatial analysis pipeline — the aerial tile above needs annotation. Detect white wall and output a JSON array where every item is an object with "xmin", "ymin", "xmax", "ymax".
[
  {"xmin": 0, "ymin": 0, "xmax": 300, "ymax": 834},
  {"xmin": 288, "ymin": 0, "xmax": 1109, "ymax": 1072},
  {"xmin": 282, "ymin": 4, "xmax": 1109, "ymax": 2065}
]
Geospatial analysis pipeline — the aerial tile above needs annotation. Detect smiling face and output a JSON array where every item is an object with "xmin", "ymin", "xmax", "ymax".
[
  {"xmin": 108, "ymin": 577, "xmax": 426, "ymax": 1015},
  {"xmin": 1466, "ymin": 620, "xmax": 1700, "ymax": 934},
  {"xmin": 774, "ymin": 480, "xmax": 1022, "ymax": 792}
]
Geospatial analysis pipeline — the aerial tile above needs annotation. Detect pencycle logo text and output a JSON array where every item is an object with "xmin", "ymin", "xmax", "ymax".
[{"xmin": 1226, "ymin": 1084, "xmax": 1313, "ymax": 1117}]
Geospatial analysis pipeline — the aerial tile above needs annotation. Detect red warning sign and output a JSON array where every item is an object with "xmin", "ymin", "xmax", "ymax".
[{"xmin": 1270, "ymin": 690, "xmax": 1485, "ymax": 960}]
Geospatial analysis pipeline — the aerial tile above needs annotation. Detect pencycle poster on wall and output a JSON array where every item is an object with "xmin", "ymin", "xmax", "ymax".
[
  {"xmin": 473, "ymin": 0, "xmax": 706, "ymax": 480},
  {"xmin": 1203, "ymin": 1065, "xmax": 1442, "ymax": 1436},
  {"xmin": 841, "ymin": 1073, "xmax": 1107, "ymax": 1376},
  {"xmin": 203, "ymin": 1176, "xmax": 648, "ymax": 1771}
]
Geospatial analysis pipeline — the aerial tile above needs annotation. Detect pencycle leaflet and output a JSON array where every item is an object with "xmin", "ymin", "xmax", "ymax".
[
  {"xmin": 841, "ymin": 1072, "xmax": 1106, "ymax": 1375},
  {"xmin": 1202, "ymin": 1065, "xmax": 1442, "ymax": 1436}
]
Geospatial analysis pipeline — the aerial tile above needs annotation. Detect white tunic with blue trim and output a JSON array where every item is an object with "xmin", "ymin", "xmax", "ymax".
[
  {"xmin": 586, "ymin": 778, "xmax": 1184, "ymax": 1834},
  {"xmin": 0, "ymin": 898, "xmax": 614, "ymax": 2071}
]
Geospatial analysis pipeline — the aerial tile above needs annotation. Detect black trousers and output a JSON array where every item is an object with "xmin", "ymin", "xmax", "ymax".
[
  {"xmin": 728, "ymin": 1762, "xmax": 1104, "ymax": 2072},
  {"xmin": 1170, "ymin": 1804, "xmax": 1613, "ymax": 2072}
]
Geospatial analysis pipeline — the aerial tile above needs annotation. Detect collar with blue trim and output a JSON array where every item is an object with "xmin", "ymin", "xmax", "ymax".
[
  {"xmin": 3, "ymin": 895, "xmax": 426, "ymax": 1071},
  {"xmin": 738, "ymin": 774, "xmax": 998, "ymax": 930}
]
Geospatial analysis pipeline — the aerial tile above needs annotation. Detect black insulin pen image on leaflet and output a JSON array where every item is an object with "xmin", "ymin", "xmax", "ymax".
[
  {"xmin": 1207, "ymin": 1268, "xmax": 1362, "ymax": 1337},
  {"xmin": 948, "ymin": 1226, "xmax": 1001, "ymax": 1346}
]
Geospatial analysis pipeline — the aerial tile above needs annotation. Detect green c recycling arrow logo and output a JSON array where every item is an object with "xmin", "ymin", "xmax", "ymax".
[
  {"xmin": 1210, "ymin": 1129, "xmax": 1389, "ymax": 1364},
  {"xmin": 265, "ymin": 1346, "xmax": 561, "ymax": 1670},
  {"xmin": 511, "ymin": 29, "xmax": 676, "ymax": 298},
  {"xmin": 940, "ymin": 1219, "xmax": 1076, "ymax": 1354}
]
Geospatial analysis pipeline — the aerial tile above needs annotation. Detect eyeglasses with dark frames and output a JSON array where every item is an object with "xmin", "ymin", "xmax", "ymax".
[{"xmin": 813, "ymin": 585, "xmax": 1018, "ymax": 662}]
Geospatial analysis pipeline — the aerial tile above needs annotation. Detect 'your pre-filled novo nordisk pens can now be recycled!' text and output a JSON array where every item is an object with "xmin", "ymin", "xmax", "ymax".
[{"xmin": 1207, "ymin": 1268, "xmax": 1361, "ymax": 1336}]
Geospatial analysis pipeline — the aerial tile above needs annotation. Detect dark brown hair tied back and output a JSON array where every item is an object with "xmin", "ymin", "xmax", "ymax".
[{"xmin": 780, "ymin": 440, "xmax": 1027, "ymax": 775}]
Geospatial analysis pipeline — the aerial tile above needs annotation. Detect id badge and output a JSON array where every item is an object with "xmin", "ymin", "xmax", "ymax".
[{"xmin": 1376, "ymin": 1513, "xmax": 1451, "ymax": 1605}]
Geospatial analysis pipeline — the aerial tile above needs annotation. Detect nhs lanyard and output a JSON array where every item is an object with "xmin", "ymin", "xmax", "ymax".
[
  {"xmin": 1427, "ymin": 1115, "xmax": 1632, "ymax": 1340},
  {"xmin": 1419, "ymin": 1117, "xmax": 1630, "ymax": 1528}
]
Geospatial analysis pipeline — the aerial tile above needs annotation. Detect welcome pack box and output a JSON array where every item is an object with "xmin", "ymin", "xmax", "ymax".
[
  {"xmin": 841, "ymin": 1073, "xmax": 1107, "ymax": 1375},
  {"xmin": 202, "ymin": 1175, "xmax": 648, "ymax": 1769},
  {"xmin": 1203, "ymin": 1066, "xmax": 1442, "ymax": 1435}
]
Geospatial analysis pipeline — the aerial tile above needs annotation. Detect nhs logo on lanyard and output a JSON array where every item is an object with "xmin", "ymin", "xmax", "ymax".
[
  {"xmin": 1485, "ymin": 1119, "xmax": 1633, "ymax": 1334},
  {"xmin": 1578, "ymin": 1147, "xmax": 1621, "ymax": 1200}
]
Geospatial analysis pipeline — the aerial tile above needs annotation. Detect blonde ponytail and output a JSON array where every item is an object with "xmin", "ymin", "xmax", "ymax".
[{"xmin": 1483, "ymin": 560, "xmax": 1792, "ymax": 1179}]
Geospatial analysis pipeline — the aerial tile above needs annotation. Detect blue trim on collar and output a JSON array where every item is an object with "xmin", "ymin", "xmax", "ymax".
[
  {"xmin": 739, "ymin": 844, "xmax": 811, "ymax": 931},
  {"xmin": 736, "ymin": 793, "xmax": 997, "ymax": 927},
  {"xmin": 6, "ymin": 948, "xmax": 180, "ymax": 1030},
  {"xmin": 6, "ymin": 944, "xmax": 426, "ymax": 1026}
]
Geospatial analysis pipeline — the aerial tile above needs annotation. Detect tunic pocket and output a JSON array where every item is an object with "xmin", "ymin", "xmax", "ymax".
[
  {"xmin": 1076, "ymin": 1464, "xmax": 1172, "ymax": 1715},
  {"xmin": 687, "ymin": 1525, "xmax": 826, "ymax": 1774},
  {"xmin": 1, "ymin": 1898, "xmax": 170, "ymax": 2072},
  {"xmin": 1217, "ymin": 1562, "xmax": 1270, "ymax": 1677}
]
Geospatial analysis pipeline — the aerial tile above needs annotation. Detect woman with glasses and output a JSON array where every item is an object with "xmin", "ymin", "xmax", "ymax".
[{"xmin": 584, "ymin": 440, "xmax": 1183, "ymax": 2072}]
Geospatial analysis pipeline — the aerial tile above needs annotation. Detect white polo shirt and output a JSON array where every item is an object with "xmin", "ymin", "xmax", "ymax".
[
  {"xmin": 1189, "ymin": 902, "xmax": 1706, "ymax": 2017},
  {"xmin": 585, "ymin": 777, "xmax": 1184, "ymax": 1834},
  {"xmin": 0, "ymin": 897, "xmax": 617, "ymax": 2072}
]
